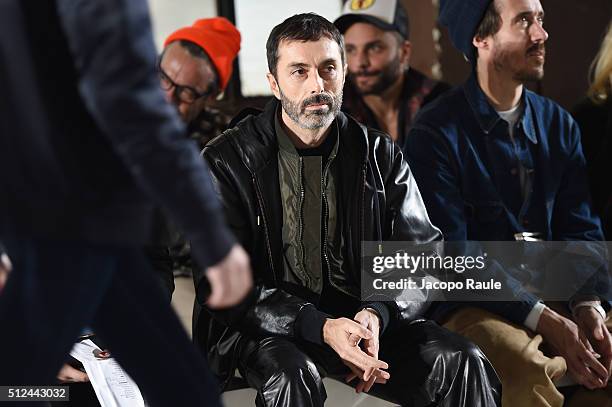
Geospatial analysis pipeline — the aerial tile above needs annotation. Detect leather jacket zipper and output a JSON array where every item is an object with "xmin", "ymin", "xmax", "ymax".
[
  {"xmin": 322, "ymin": 158, "xmax": 357, "ymax": 297},
  {"xmin": 252, "ymin": 174, "xmax": 277, "ymax": 285},
  {"xmin": 321, "ymin": 160, "xmax": 331, "ymax": 288},
  {"xmin": 357, "ymin": 162, "xmax": 367, "ymax": 274},
  {"xmin": 298, "ymin": 157, "xmax": 310, "ymax": 286}
]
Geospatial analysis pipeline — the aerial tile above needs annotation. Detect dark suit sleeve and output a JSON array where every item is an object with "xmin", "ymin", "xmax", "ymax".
[
  {"xmin": 405, "ymin": 126, "xmax": 540, "ymax": 324},
  {"xmin": 55, "ymin": 0, "xmax": 233, "ymax": 268}
]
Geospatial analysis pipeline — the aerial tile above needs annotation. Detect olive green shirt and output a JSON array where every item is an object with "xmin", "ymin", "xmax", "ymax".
[{"xmin": 275, "ymin": 112, "xmax": 339, "ymax": 295}]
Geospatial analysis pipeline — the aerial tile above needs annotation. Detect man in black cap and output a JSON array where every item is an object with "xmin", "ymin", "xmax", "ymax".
[
  {"xmin": 334, "ymin": 0, "xmax": 449, "ymax": 147},
  {"xmin": 405, "ymin": 0, "xmax": 612, "ymax": 405}
]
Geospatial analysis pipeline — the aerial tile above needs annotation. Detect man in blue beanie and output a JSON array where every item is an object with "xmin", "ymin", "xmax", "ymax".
[{"xmin": 405, "ymin": 0, "xmax": 612, "ymax": 405}]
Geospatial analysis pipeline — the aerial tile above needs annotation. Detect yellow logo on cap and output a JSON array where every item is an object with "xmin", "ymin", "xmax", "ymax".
[{"xmin": 350, "ymin": 0, "xmax": 375, "ymax": 11}]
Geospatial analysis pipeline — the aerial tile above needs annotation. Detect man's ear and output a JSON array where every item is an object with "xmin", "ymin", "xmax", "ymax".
[
  {"xmin": 399, "ymin": 40, "xmax": 412, "ymax": 68},
  {"xmin": 473, "ymin": 34, "xmax": 489, "ymax": 53},
  {"xmin": 266, "ymin": 73, "xmax": 281, "ymax": 100}
]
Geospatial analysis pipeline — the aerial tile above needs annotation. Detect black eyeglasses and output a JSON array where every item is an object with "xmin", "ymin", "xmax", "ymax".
[{"xmin": 158, "ymin": 66, "xmax": 214, "ymax": 104}]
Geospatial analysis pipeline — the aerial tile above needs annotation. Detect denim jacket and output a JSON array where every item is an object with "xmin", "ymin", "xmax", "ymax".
[{"xmin": 405, "ymin": 72, "xmax": 607, "ymax": 324}]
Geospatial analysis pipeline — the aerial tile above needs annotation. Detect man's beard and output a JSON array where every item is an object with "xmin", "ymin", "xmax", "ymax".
[
  {"xmin": 493, "ymin": 42, "xmax": 545, "ymax": 82},
  {"xmin": 349, "ymin": 56, "xmax": 402, "ymax": 96},
  {"xmin": 279, "ymin": 88, "xmax": 343, "ymax": 130}
]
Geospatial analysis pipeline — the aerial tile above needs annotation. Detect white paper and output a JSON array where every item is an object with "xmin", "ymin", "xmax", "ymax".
[{"xmin": 70, "ymin": 340, "xmax": 145, "ymax": 407}]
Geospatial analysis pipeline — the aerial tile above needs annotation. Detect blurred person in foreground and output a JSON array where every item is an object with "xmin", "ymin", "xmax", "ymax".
[
  {"xmin": 0, "ymin": 1, "xmax": 251, "ymax": 405},
  {"xmin": 1, "ymin": 247, "xmax": 89, "ymax": 388}
]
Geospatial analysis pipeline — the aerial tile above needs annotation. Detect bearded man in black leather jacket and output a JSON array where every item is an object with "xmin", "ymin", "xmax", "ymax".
[{"xmin": 195, "ymin": 13, "xmax": 501, "ymax": 407}]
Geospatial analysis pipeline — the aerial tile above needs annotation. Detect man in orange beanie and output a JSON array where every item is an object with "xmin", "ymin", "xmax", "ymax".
[
  {"xmin": 149, "ymin": 18, "xmax": 242, "ymax": 300},
  {"xmin": 159, "ymin": 17, "xmax": 241, "ymax": 146}
]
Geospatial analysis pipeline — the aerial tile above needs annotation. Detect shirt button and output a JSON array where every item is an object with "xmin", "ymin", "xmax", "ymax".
[{"xmin": 510, "ymin": 168, "xmax": 518, "ymax": 175}]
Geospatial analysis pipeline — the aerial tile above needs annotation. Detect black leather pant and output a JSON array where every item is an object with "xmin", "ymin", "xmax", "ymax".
[{"xmin": 237, "ymin": 320, "xmax": 501, "ymax": 407}]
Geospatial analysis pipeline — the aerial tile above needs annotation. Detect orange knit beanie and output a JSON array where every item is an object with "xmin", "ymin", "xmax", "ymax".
[{"xmin": 164, "ymin": 17, "xmax": 241, "ymax": 90}]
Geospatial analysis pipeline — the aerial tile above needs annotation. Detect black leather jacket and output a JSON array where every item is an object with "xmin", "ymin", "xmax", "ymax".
[{"xmin": 195, "ymin": 100, "xmax": 442, "ymax": 387}]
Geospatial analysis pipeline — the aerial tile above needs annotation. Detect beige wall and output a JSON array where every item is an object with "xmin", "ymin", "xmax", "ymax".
[
  {"xmin": 539, "ymin": 0, "xmax": 612, "ymax": 109},
  {"xmin": 402, "ymin": 0, "xmax": 439, "ymax": 78},
  {"xmin": 148, "ymin": 0, "xmax": 217, "ymax": 51},
  {"xmin": 146, "ymin": 0, "xmax": 612, "ymax": 110}
]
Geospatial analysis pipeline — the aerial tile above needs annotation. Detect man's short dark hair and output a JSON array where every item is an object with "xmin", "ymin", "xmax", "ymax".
[
  {"xmin": 161, "ymin": 40, "xmax": 220, "ymax": 93},
  {"xmin": 474, "ymin": 1, "xmax": 502, "ymax": 58},
  {"xmin": 266, "ymin": 13, "xmax": 345, "ymax": 77}
]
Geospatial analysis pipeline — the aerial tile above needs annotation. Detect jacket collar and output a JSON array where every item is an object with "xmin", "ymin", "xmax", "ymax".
[
  {"xmin": 464, "ymin": 71, "xmax": 538, "ymax": 144},
  {"xmin": 233, "ymin": 98, "xmax": 366, "ymax": 174},
  {"xmin": 274, "ymin": 106, "xmax": 340, "ymax": 159}
]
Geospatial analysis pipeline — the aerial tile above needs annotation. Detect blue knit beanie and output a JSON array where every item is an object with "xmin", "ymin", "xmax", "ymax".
[{"xmin": 438, "ymin": 0, "xmax": 493, "ymax": 61}]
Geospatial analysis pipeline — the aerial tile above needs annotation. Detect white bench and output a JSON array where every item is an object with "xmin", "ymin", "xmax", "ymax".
[{"xmin": 222, "ymin": 377, "xmax": 397, "ymax": 407}]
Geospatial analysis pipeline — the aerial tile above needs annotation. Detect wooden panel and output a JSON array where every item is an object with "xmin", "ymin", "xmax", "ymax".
[
  {"xmin": 540, "ymin": 0, "xmax": 612, "ymax": 109},
  {"xmin": 401, "ymin": 0, "xmax": 438, "ymax": 78}
]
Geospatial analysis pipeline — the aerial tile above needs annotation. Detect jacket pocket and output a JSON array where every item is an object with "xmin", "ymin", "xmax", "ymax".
[
  {"xmin": 464, "ymin": 200, "xmax": 509, "ymax": 240},
  {"xmin": 464, "ymin": 200, "xmax": 505, "ymax": 222}
]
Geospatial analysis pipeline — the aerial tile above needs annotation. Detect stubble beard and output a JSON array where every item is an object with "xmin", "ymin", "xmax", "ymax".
[
  {"xmin": 492, "ymin": 43, "xmax": 545, "ymax": 83},
  {"xmin": 349, "ymin": 56, "xmax": 402, "ymax": 96},
  {"xmin": 279, "ymin": 88, "xmax": 343, "ymax": 130}
]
